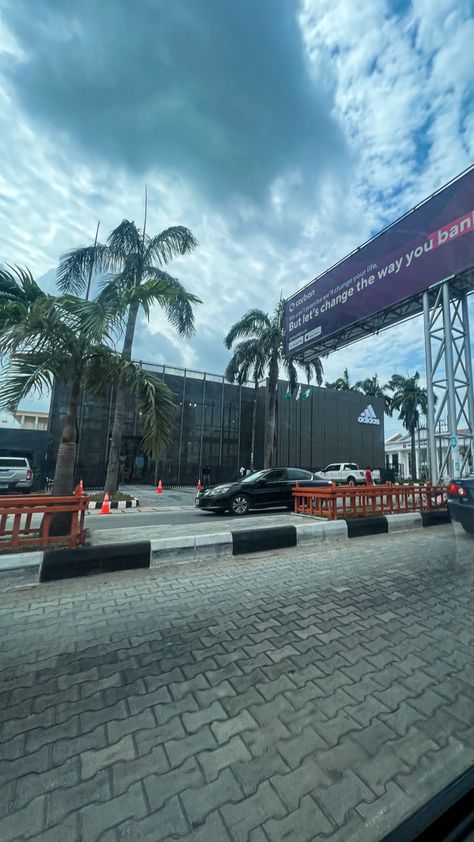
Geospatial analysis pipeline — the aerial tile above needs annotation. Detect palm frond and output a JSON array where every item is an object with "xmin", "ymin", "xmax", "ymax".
[
  {"xmin": 85, "ymin": 350, "xmax": 175, "ymax": 460},
  {"xmin": 0, "ymin": 354, "xmax": 55, "ymax": 410},
  {"xmin": 107, "ymin": 220, "xmax": 142, "ymax": 261},
  {"xmin": 57, "ymin": 295, "xmax": 125, "ymax": 344},
  {"xmin": 145, "ymin": 226, "xmax": 198, "ymax": 266},
  {"xmin": 224, "ymin": 309, "xmax": 271, "ymax": 348},
  {"xmin": 57, "ymin": 244, "xmax": 109, "ymax": 294},
  {"xmin": 139, "ymin": 270, "xmax": 201, "ymax": 335}
]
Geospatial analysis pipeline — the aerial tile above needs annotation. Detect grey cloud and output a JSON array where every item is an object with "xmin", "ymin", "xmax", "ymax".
[{"xmin": 3, "ymin": 0, "xmax": 346, "ymax": 202}]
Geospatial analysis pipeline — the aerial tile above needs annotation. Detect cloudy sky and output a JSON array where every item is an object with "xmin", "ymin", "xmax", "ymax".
[{"xmin": 1, "ymin": 0, "xmax": 473, "ymax": 435}]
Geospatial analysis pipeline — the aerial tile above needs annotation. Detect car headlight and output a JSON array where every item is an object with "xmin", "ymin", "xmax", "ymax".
[{"xmin": 213, "ymin": 485, "xmax": 231, "ymax": 494}]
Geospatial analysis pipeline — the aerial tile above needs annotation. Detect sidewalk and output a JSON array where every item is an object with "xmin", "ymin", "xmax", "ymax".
[
  {"xmin": 118, "ymin": 484, "xmax": 196, "ymax": 507},
  {"xmin": 1, "ymin": 527, "xmax": 472, "ymax": 841},
  {"xmin": 89, "ymin": 513, "xmax": 306, "ymax": 545}
]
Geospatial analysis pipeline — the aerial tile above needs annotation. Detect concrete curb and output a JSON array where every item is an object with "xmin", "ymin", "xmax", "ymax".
[
  {"xmin": 87, "ymin": 498, "xmax": 139, "ymax": 510},
  {"xmin": 0, "ymin": 509, "xmax": 451, "ymax": 583}
]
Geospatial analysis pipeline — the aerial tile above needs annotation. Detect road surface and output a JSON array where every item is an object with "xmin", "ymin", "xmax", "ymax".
[
  {"xmin": 87, "ymin": 507, "xmax": 293, "ymax": 531},
  {"xmin": 1, "ymin": 525, "xmax": 473, "ymax": 841}
]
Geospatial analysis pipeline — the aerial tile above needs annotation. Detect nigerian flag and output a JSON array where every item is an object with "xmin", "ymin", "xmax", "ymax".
[
  {"xmin": 302, "ymin": 386, "xmax": 313, "ymax": 399},
  {"xmin": 284, "ymin": 385, "xmax": 291, "ymax": 400}
]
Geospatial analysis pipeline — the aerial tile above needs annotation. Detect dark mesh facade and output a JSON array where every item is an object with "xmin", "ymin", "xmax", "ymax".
[
  {"xmin": 273, "ymin": 383, "xmax": 385, "ymax": 471},
  {"xmin": 48, "ymin": 363, "xmax": 260, "ymax": 488},
  {"xmin": 48, "ymin": 362, "xmax": 385, "ymax": 487}
]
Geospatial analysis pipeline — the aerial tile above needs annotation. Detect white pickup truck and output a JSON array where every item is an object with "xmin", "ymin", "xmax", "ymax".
[{"xmin": 319, "ymin": 462, "xmax": 381, "ymax": 486}]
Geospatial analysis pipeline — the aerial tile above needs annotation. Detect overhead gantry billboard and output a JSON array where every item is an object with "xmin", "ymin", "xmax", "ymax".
[{"xmin": 284, "ymin": 166, "xmax": 474, "ymax": 356}]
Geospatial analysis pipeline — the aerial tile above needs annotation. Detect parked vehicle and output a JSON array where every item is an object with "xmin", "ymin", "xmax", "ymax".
[
  {"xmin": 196, "ymin": 467, "xmax": 331, "ymax": 515},
  {"xmin": 0, "ymin": 456, "xmax": 33, "ymax": 494},
  {"xmin": 447, "ymin": 476, "xmax": 474, "ymax": 534},
  {"xmin": 318, "ymin": 462, "xmax": 381, "ymax": 485}
]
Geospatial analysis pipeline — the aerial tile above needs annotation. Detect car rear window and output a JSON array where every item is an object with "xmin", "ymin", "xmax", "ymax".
[
  {"xmin": 0, "ymin": 458, "xmax": 28, "ymax": 467},
  {"xmin": 287, "ymin": 469, "xmax": 312, "ymax": 480}
]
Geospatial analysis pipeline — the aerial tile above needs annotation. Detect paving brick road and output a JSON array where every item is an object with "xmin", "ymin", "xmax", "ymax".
[{"xmin": 0, "ymin": 525, "xmax": 473, "ymax": 841}]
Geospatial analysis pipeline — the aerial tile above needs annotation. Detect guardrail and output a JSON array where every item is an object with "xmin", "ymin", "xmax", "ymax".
[
  {"xmin": 0, "ymin": 486, "xmax": 89, "ymax": 551},
  {"xmin": 293, "ymin": 482, "xmax": 448, "ymax": 520}
]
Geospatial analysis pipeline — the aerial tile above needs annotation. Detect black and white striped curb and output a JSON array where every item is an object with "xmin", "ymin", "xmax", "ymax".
[
  {"xmin": 87, "ymin": 498, "xmax": 139, "ymax": 510},
  {"xmin": 1, "ymin": 509, "xmax": 451, "ymax": 583}
]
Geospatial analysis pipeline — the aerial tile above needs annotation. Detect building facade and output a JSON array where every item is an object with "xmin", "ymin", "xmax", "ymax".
[
  {"xmin": 13, "ymin": 410, "xmax": 49, "ymax": 431},
  {"xmin": 48, "ymin": 362, "xmax": 385, "ymax": 487},
  {"xmin": 385, "ymin": 427, "xmax": 473, "ymax": 480}
]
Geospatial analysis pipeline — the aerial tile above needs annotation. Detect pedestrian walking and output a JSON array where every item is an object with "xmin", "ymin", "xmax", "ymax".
[
  {"xmin": 239, "ymin": 466, "xmax": 246, "ymax": 478},
  {"xmin": 202, "ymin": 463, "xmax": 211, "ymax": 488},
  {"xmin": 365, "ymin": 466, "xmax": 373, "ymax": 485}
]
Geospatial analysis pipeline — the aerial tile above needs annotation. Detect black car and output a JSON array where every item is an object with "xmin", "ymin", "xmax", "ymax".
[
  {"xmin": 447, "ymin": 476, "xmax": 474, "ymax": 534},
  {"xmin": 196, "ymin": 467, "xmax": 331, "ymax": 515}
]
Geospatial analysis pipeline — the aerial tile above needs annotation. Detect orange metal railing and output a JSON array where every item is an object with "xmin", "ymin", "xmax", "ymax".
[
  {"xmin": 0, "ymin": 485, "xmax": 89, "ymax": 551},
  {"xmin": 293, "ymin": 482, "xmax": 448, "ymax": 520}
]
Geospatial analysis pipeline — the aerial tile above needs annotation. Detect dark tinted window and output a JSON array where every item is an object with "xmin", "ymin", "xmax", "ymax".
[
  {"xmin": 265, "ymin": 469, "xmax": 287, "ymax": 482},
  {"xmin": 325, "ymin": 464, "xmax": 340, "ymax": 471},
  {"xmin": 0, "ymin": 458, "xmax": 28, "ymax": 467},
  {"xmin": 346, "ymin": 463, "xmax": 358, "ymax": 470},
  {"xmin": 287, "ymin": 469, "xmax": 312, "ymax": 480}
]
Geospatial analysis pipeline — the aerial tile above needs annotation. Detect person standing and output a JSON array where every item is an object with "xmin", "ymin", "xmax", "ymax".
[
  {"xmin": 239, "ymin": 466, "xmax": 246, "ymax": 478},
  {"xmin": 365, "ymin": 466, "xmax": 373, "ymax": 485},
  {"xmin": 202, "ymin": 463, "xmax": 211, "ymax": 488}
]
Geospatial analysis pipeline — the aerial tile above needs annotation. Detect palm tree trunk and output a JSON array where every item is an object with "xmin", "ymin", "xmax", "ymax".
[
  {"xmin": 105, "ymin": 301, "xmax": 140, "ymax": 493},
  {"xmin": 264, "ymin": 367, "xmax": 278, "ymax": 468},
  {"xmin": 49, "ymin": 372, "xmax": 82, "ymax": 537},
  {"xmin": 410, "ymin": 426, "xmax": 417, "ymax": 481},
  {"xmin": 52, "ymin": 373, "xmax": 82, "ymax": 496},
  {"xmin": 250, "ymin": 379, "xmax": 258, "ymax": 470}
]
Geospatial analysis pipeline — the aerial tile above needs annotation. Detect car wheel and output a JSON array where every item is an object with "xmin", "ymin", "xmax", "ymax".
[
  {"xmin": 230, "ymin": 494, "xmax": 250, "ymax": 516},
  {"xmin": 347, "ymin": 477, "xmax": 356, "ymax": 487},
  {"xmin": 461, "ymin": 521, "xmax": 474, "ymax": 535}
]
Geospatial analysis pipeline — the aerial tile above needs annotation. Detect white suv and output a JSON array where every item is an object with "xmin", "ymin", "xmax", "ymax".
[{"xmin": 0, "ymin": 456, "xmax": 33, "ymax": 493}]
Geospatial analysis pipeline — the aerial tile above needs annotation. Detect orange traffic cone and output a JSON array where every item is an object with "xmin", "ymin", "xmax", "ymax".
[
  {"xmin": 78, "ymin": 479, "xmax": 84, "ymax": 495},
  {"xmin": 101, "ymin": 492, "xmax": 111, "ymax": 514},
  {"xmin": 197, "ymin": 479, "xmax": 201, "ymax": 492},
  {"xmin": 156, "ymin": 480, "xmax": 163, "ymax": 494}
]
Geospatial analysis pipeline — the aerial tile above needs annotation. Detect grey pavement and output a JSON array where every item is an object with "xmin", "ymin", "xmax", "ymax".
[
  {"xmin": 119, "ymin": 485, "xmax": 196, "ymax": 507},
  {"xmin": 0, "ymin": 525, "xmax": 473, "ymax": 841},
  {"xmin": 88, "ymin": 510, "xmax": 300, "ymax": 539}
]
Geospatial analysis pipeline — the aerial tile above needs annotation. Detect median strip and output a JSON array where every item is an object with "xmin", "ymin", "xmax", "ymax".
[{"xmin": 0, "ymin": 509, "xmax": 452, "ymax": 584}]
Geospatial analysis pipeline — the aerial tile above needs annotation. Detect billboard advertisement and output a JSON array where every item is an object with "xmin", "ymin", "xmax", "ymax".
[{"xmin": 284, "ymin": 167, "xmax": 474, "ymax": 355}]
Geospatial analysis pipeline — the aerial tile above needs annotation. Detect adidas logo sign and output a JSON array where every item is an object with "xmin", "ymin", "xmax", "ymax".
[{"xmin": 358, "ymin": 404, "xmax": 380, "ymax": 425}]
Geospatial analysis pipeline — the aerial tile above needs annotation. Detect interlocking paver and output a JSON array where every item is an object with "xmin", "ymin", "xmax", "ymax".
[
  {"xmin": 143, "ymin": 757, "xmax": 203, "ymax": 810},
  {"xmin": 0, "ymin": 526, "xmax": 472, "ymax": 841},
  {"xmin": 181, "ymin": 767, "xmax": 243, "ymax": 825},
  {"xmin": 183, "ymin": 700, "xmax": 228, "ymax": 734},
  {"xmin": 220, "ymin": 780, "xmax": 286, "ymax": 841},
  {"xmin": 211, "ymin": 709, "xmax": 258, "ymax": 744}
]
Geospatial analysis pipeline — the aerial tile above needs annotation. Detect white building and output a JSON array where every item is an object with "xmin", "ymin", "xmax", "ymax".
[{"xmin": 385, "ymin": 427, "xmax": 473, "ymax": 480}]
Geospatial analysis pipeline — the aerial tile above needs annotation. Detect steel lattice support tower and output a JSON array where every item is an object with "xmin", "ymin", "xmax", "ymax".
[{"xmin": 423, "ymin": 281, "xmax": 474, "ymax": 482}]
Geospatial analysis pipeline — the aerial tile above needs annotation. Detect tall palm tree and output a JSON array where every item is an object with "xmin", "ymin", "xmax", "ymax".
[
  {"xmin": 355, "ymin": 374, "xmax": 393, "ymax": 415},
  {"xmin": 58, "ymin": 218, "xmax": 200, "ymax": 492},
  {"xmin": 224, "ymin": 300, "xmax": 323, "ymax": 468},
  {"xmin": 224, "ymin": 339, "xmax": 265, "ymax": 471},
  {"xmin": 325, "ymin": 367, "xmax": 360, "ymax": 392},
  {"xmin": 388, "ymin": 372, "xmax": 428, "ymax": 480},
  {"xmin": 0, "ymin": 267, "xmax": 176, "ymax": 498}
]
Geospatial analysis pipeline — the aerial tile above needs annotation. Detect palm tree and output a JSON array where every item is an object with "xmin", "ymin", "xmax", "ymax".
[
  {"xmin": 224, "ymin": 339, "xmax": 265, "ymax": 471},
  {"xmin": 355, "ymin": 374, "xmax": 393, "ymax": 415},
  {"xmin": 388, "ymin": 372, "xmax": 428, "ymax": 480},
  {"xmin": 58, "ymin": 218, "xmax": 200, "ymax": 492},
  {"xmin": 224, "ymin": 300, "xmax": 323, "ymax": 468},
  {"xmin": 325, "ymin": 367, "xmax": 360, "ymax": 392},
  {"xmin": 0, "ymin": 267, "xmax": 176, "ymax": 498}
]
